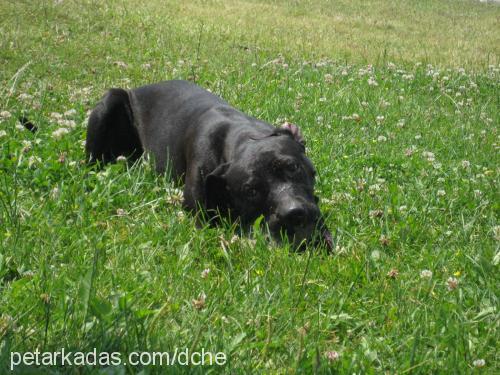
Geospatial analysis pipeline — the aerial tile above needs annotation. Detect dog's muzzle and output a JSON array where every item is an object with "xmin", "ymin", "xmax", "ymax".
[{"xmin": 269, "ymin": 201, "xmax": 332, "ymax": 251}]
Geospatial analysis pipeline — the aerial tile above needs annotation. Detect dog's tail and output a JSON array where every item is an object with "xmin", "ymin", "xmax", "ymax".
[{"xmin": 18, "ymin": 116, "xmax": 38, "ymax": 133}]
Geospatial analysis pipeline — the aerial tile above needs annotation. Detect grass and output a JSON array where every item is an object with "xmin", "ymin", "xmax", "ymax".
[{"xmin": 0, "ymin": 0, "xmax": 499, "ymax": 373}]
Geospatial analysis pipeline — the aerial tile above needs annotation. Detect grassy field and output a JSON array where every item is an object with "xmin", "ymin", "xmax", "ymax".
[{"xmin": 1, "ymin": 0, "xmax": 499, "ymax": 373}]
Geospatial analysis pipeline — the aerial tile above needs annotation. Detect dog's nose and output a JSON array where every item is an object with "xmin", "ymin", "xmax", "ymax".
[{"xmin": 281, "ymin": 205, "xmax": 308, "ymax": 227}]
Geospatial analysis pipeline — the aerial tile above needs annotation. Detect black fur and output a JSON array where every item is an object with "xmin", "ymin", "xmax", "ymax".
[
  {"xmin": 86, "ymin": 80, "xmax": 332, "ymax": 249},
  {"xmin": 19, "ymin": 116, "xmax": 37, "ymax": 133},
  {"xmin": 86, "ymin": 88, "xmax": 143, "ymax": 163}
]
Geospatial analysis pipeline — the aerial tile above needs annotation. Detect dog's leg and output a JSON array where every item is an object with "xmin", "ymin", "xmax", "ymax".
[
  {"xmin": 182, "ymin": 164, "xmax": 204, "ymax": 212},
  {"xmin": 85, "ymin": 88, "xmax": 143, "ymax": 163}
]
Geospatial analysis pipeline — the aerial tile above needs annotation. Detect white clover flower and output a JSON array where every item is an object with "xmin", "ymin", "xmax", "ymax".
[
  {"xmin": 116, "ymin": 208, "xmax": 127, "ymax": 216},
  {"xmin": 325, "ymin": 350, "xmax": 340, "ymax": 362},
  {"xmin": 376, "ymin": 115, "xmax": 385, "ymax": 124},
  {"xmin": 420, "ymin": 269, "xmax": 433, "ymax": 279},
  {"xmin": 461, "ymin": 160, "xmax": 470, "ymax": 168},
  {"xmin": 379, "ymin": 235, "xmax": 390, "ymax": 246},
  {"xmin": 0, "ymin": 130, "xmax": 7, "ymax": 138},
  {"xmin": 51, "ymin": 187, "xmax": 60, "ymax": 198},
  {"xmin": 18, "ymin": 93, "xmax": 33, "ymax": 101},
  {"xmin": 334, "ymin": 245, "xmax": 346, "ymax": 254},
  {"xmin": 22, "ymin": 140, "xmax": 32, "ymax": 152},
  {"xmin": 165, "ymin": 189, "xmax": 183, "ymax": 205},
  {"xmin": 28, "ymin": 156, "xmax": 41, "ymax": 167},
  {"xmin": 324, "ymin": 73, "xmax": 333, "ymax": 83},
  {"xmin": 201, "ymin": 268, "xmax": 210, "ymax": 278},
  {"xmin": 472, "ymin": 359, "xmax": 485, "ymax": 368},
  {"xmin": 176, "ymin": 211, "xmax": 185, "ymax": 221},
  {"xmin": 0, "ymin": 110, "xmax": 12, "ymax": 119},
  {"xmin": 192, "ymin": 292, "xmax": 206, "ymax": 310},
  {"xmin": 387, "ymin": 268, "xmax": 399, "ymax": 278},
  {"xmin": 377, "ymin": 135, "xmax": 387, "ymax": 142},
  {"xmin": 399, "ymin": 205, "xmax": 407, "ymax": 212},
  {"xmin": 405, "ymin": 146, "xmax": 416, "ymax": 156},
  {"xmin": 368, "ymin": 77, "xmax": 378, "ymax": 86},
  {"xmin": 415, "ymin": 134, "xmax": 422, "ymax": 140},
  {"xmin": 437, "ymin": 190, "xmax": 446, "ymax": 197},
  {"xmin": 57, "ymin": 119, "xmax": 77, "ymax": 129},
  {"xmin": 64, "ymin": 109, "xmax": 77, "ymax": 117},
  {"xmin": 368, "ymin": 184, "xmax": 381, "ymax": 195},
  {"xmin": 447, "ymin": 277, "xmax": 458, "ymax": 291},
  {"xmin": 116, "ymin": 155, "xmax": 127, "ymax": 162},
  {"xmin": 52, "ymin": 128, "xmax": 70, "ymax": 139},
  {"xmin": 493, "ymin": 226, "xmax": 500, "ymax": 242},
  {"xmin": 50, "ymin": 112, "xmax": 63, "ymax": 120},
  {"xmin": 422, "ymin": 151, "xmax": 435, "ymax": 162},
  {"xmin": 369, "ymin": 209, "xmax": 384, "ymax": 218},
  {"xmin": 114, "ymin": 61, "xmax": 128, "ymax": 69},
  {"xmin": 371, "ymin": 251, "xmax": 381, "ymax": 264}
]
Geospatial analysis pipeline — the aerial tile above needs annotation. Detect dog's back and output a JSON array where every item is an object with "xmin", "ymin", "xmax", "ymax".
[{"xmin": 87, "ymin": 80, "xmax": 273, "ymax": 176}]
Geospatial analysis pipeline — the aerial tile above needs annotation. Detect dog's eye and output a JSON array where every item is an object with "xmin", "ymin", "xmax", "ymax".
[
  {"xmin": 286, "ymin": 161, "xmax": 300, "ymax": 172},
  {"xmin": 243, "ymin": 184, "xmax": 259, "ymax": 198}
]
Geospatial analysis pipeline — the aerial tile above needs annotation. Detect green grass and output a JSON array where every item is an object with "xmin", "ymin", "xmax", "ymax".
[{"xmin": 0, "ymin": 0, "xmax": 499, "ymax": 373}]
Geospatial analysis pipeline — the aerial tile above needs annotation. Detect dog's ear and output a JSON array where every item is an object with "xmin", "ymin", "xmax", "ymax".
[
  {"xmin": 205, "ymin": 163, "xmax": 231, "ymax": 214},
  {"xmin": 281, "ymin": 122, "xmax": 305, "ymax": 147}
]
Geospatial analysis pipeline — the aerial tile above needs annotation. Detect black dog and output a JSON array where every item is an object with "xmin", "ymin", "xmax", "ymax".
[{"xmin": 86, "ymin": 80, "xmax": 332, "ymax": 249}]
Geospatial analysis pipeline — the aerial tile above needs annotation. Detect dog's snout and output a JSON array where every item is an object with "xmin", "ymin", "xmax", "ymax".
[
  {"xmin": 282, "ymin": 205, "xmax": 308, "ymax": 227},
  {"xmin": 268, "ymin": 198, "xmax": 326, "ymax": 248},
  {"xmin": 280, "ymin": 204, "xmax": 311, "ymax": 228}
]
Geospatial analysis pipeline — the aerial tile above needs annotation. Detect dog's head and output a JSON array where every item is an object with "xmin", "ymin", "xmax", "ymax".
[{"xmin": 205, "ymin": 122, "xmax": 332, "ymax": 250}]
